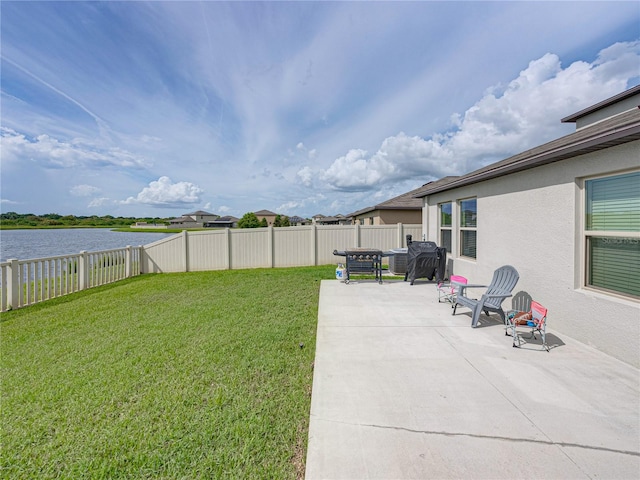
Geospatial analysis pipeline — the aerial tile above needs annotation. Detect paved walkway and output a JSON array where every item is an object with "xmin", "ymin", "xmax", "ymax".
[{"xmin": 305, "ymin": 280, "xmax": 640, "ymax": 479}]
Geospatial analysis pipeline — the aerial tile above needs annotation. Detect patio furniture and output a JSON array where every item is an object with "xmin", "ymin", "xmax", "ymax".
[
  {"xmin": 404, "ymin": 235, "xmax": 447, "ymax": 285},
  {"xmin": 437, "ymin": 275, "xmax": 468, "ymax": 305},
  {"xmin": 452, "ymin": 265, "xmax": 520, "ymax": 327},
  {"xmin": 333, "ymin": 248, "xmax": 389, "ymax": 284},
  {"xmin": 507, "ymin": 300, "xmax": 549, "ymax": 351}
]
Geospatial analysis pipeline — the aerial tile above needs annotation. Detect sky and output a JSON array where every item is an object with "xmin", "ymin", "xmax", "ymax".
[{"xmin": 1, "ymin": 2, "xmax": 639, "ymax": 220}]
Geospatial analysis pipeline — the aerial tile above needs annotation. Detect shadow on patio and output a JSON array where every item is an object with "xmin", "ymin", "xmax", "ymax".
[{"xmin": 306, "ymin": 280, "xmax": 640, "ymax": 479}]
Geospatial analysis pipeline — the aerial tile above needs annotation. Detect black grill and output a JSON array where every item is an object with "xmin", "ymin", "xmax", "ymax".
[
  {"xmin": 405, "ymin": 235, "xmax": 446, "ymax": 285},
  {"xmin": 333, "ymin": 248, "xmax": 385, "ymax": 284}
]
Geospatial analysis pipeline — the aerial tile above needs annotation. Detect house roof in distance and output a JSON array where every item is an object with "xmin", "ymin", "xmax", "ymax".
[
  {"xmin": 212, "ymin": 215, "xmax": 239, "ymax": 222},
  {"xmin": 254, "ymin": 209, "xmax": 278, "ymax": 216},
  {"xmin": 183, "ymin": 210, "xmax": 216, "ymax": 216},
  {"xmin": 349, "ymin": 177, "xmax": 458, "ymax": 217}
]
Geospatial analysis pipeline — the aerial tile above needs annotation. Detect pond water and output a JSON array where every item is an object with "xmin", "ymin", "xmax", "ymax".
[{"xmin": 0, "ymin": 229, "xmax": 176, "ymax": 262}]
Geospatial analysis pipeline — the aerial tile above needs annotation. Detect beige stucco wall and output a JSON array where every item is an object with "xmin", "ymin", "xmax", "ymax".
[
  {"xmin": 422, "ymin": 141, "xmax": 640, "ymax": 367},
  {"xmin": 378, "ymin": 210, "xmax": 422, "ymax": 225},
  {"xmin": 353, "ymin": 209, "xmax": 422, "ymax": 225}
]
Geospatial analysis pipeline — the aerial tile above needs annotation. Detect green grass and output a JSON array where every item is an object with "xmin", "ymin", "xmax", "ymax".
[{"xmin": 1, "ymin": 266, "xmax": 335, "ymax": 479}]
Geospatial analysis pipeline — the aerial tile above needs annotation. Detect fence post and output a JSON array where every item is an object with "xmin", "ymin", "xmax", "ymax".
[
  {"xmin": 125, "ymin": 246, "xmax": 132, "ymax": 278},
  {"xmin": 224, "ymin": 228, "xmax": 231, "ymax": 270},
  {"xmin": 267, "ymin": 226, "xmax": 274, "ymax": 268},
  {"xmin": 79, "ymin": 251, "xmax": 89, "ymax": 290},
  {"xmin": 182, "ymin": 230, "xmax": 189, "ymax": 272},
  {"xmin": 7, "ymin": 259, "xmax": 19, "ymax": 309},
  {"xmin": 310, "ymin": 224, "xmax": 317, "ymax": 266},
  {"xmin": 354, "ymin": 223, "xmax": 360, "ymax": 247},
  {"xmin": 397, "ymin": 223, "xmax": 404, "ymax": 248}
]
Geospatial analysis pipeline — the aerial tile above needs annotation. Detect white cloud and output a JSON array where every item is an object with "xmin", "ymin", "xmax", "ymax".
[
  {"xmin": 277, "ymin": 192, "xmax": 326, "ymax": 215},
  {"xmin": 320, "ymin": 41, "xmax": 640, "ymax": 190},
  {"xmin": 0, "ymin": 127, "xmax": 150, "ymax": 169},
  {"xmin": 0, "ymin": 199, "xmax": 20, "ymax": 205},
  {"xmin": 88, "ymin": 197, "xmax": 112, "ymax": 208},
  {"xmin": 70, "ymin": 184, "xmax": 101, "ymax": 197},
  {"xmin": 296, "ymin": 166, "xmax": 314, "ymax": 187},
  {"xmin": 122, "ymin": 176, "xmax": 204, "ymax": 207}
]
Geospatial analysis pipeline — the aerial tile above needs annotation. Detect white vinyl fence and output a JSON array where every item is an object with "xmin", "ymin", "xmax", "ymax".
[
  {"xmin": 1, "ymin": 247, "xmax": 141, "ymax": 312},
  {"xmin": 1, "ymin": 224, "xmax": 421, "ymax": 311}
]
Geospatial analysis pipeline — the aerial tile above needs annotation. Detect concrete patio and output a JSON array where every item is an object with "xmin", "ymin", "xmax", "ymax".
[{"xmin": 305, "ymin": 279, "xmax": 640, "ymax": 479}]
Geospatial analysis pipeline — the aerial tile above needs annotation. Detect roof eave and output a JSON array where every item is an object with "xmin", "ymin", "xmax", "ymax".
[{"xmin": 420, "ymin": 121, "xmax": 640, "ymax": 197}]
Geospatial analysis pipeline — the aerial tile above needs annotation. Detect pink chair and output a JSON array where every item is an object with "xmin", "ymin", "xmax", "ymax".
[
  {"xmin": 437, "ymin": 275, "xmax": 468, "ymax": 305},
  {"xmin": 509, "ymin": 300, "xmax": 549, "ymax": 351}
]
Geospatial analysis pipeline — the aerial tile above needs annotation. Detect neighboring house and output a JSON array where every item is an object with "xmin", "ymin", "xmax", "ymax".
[
  {"xmin": 289, "ymin": 215, "xmax": 309, "ymax": 226},
  {"xmin": 204, "ymin": 216, "xmax": 239, "ymax": 228},
  {"xmin": 254, "ymin": 209, "xmax": 278, "ymax": 226},
  {"xmin": 349, "ymin": 179, "xmax": 458, "ymax": 225},
  {"xmin": 415, "ymin": 85, "xmax": 640, "ymax": 368},
  {"xmin": 169, "ymin": 210, "xmax": 219, "ymax": 228},
  {"xmin": 312, "ymin": 214, "xmax": 350, "ymax": 225}
]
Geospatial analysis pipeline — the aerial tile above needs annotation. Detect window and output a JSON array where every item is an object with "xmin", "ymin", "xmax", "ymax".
[
  {"xmin": 459, "ymin": 198, "xmax": 477, "ymax": 259},
  {"xmin": 585, "ymin": 172, "xmax": 640, "ymax": 298},
  {"xmin": 439, "ymin": 202, "xmax": 452, "ymax": 253}
]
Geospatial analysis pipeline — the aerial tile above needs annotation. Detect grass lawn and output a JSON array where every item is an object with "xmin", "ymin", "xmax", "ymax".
[{"xmin": 1, "ymin": 266, "xmax": 335, "ymax": 479}]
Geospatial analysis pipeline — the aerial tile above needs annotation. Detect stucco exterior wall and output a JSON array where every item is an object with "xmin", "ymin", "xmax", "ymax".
[
  {"xmin": 378, "ymin": 210, "xmax": 422, "ymax": 225},
  {"xmin": 422, "ymin": 141, "xmax": 640, "ymax": 367}
]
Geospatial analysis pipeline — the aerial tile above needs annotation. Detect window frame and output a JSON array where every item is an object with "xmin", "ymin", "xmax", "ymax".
[
  {"xmin": 459, "ymin": 197, "xmax": 477, "ymax": 260},
  {"xmin": 438, "ymin": 202, "xmax": 452, "ymax": 253},
  {"xmin": 582, "ymin": 170, "xmax": 640, "ymax": 299}
]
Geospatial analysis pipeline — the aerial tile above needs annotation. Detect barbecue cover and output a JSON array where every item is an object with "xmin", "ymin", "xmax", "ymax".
[{"xmin": 405, "ymin": 240, "xmax": 446, "ymax": 285}]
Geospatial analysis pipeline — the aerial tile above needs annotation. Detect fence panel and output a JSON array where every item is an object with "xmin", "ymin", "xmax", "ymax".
[
  {"xmin": 230, "ymin": 228, "xmax": 271, "ymax": 269},
  {"xmin": 1, "ymin": 246, "xmax": 140, "ymax": 311},
  {"xmin": 316, "ymin": 226, "xmax": 357, "ymax": 265},
  {"xmin": 187, "ymin": 230, "xmax": 229, "ymax": 271},
  {"xmin": 273, "ymin": 226, "xmax": 314, "ymax": 267},
  {"xmin": 140, "ymin": 234, "xmax": 184, "ymax": 273}
]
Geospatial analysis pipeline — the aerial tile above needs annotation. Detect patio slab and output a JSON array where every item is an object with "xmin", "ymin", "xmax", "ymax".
[{"xmin": 305, "ymin": 279, "xmax": 640, "ymax": 479}]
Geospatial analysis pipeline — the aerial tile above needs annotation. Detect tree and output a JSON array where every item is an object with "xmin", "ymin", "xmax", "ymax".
[
  {"xmin": 260, "ymin": 217, "xmax": 268, "ymax": 227},
  {"xmin": 238, "ymin": 212, "xmax": 261, "ymax": 228},
  {"xmin": 273, "ymin": 214, "xmax": 282, "ymax": 227},
  {"xmin": 281, "ymin": 215, "xmax": 290, "ymax": 227}
]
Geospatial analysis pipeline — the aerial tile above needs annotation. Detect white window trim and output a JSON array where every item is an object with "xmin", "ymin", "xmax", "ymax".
[
  {"xmin": 438, "ymin": 202, "xmax": 452, "ymax": 254},
  {"xmin": 458, "ymin": 197, "xmax": 477, "ymax": 260}
]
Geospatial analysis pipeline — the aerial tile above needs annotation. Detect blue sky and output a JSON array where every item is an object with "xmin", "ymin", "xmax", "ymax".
[{"xmin": 1, "ymin": 1, "xmax": 639, "ymax": 219}]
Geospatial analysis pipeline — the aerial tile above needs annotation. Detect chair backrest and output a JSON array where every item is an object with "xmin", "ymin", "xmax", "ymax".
[
  {"xmin": 487, "ymin": 265, "xmax": 519, "ymax": 294},
  {"xmin": 484, "ymin": 265, "xmax": 519, "ymax": 308},
  {"xmin": 530, "ymin": 300, "xmax": 547, "ymax": 327},
  {"xmin": 511, "ymin": 290, "xmax": 532, "ymax": 313},
  {"xmin": 450, "ymin": 275, "xmax": 467, "ymax": 284},
  {"xmin": 450, "ymin": 275, "xmax": 468, "ymax": 293}
]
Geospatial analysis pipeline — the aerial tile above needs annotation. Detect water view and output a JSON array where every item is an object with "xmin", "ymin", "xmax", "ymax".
[{"xmin": 0, "ymin": 229, "xmax": 175, "ymax": 262}]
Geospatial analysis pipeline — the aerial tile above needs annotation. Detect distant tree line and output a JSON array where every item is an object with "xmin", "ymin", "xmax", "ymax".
[{"xmin": 0, "ymin": 212, "xmax": 171, "ymax": 228}]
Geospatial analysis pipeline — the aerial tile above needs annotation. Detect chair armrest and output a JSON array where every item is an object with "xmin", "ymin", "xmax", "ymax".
[
  {"xmin": 452, "ymin": 282, "xmax": 486, "ymax": 289},
  {"xmin": 480, "ymin": 292, "xmax": 513, "ymax": 299}
]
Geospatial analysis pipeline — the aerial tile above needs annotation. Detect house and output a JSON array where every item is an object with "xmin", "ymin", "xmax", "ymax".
[
  {"xmin": 312, "ymin": 214, "xmax": 350, "ymax": 225},
  {"xmin": 415, "ymin": 85, "xmax": 640, "ymax": 368},
  {"xmin": 254, "ymin": 209, "xmax": 278, "ymax": 226},
  {"xmin": 289, "ymin": 215, "xmax": 309, "ymax": 226},
  {"xmin": 349, "ymin": 178, "xmax": 458, "ymax": 225},
  {"xmin": 169, "ymin": 210, "xmax": 219, "ymax": 228},
  {"xmin": 204, "ymin": 215, "xmax": 239, "ymax": 228}
]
